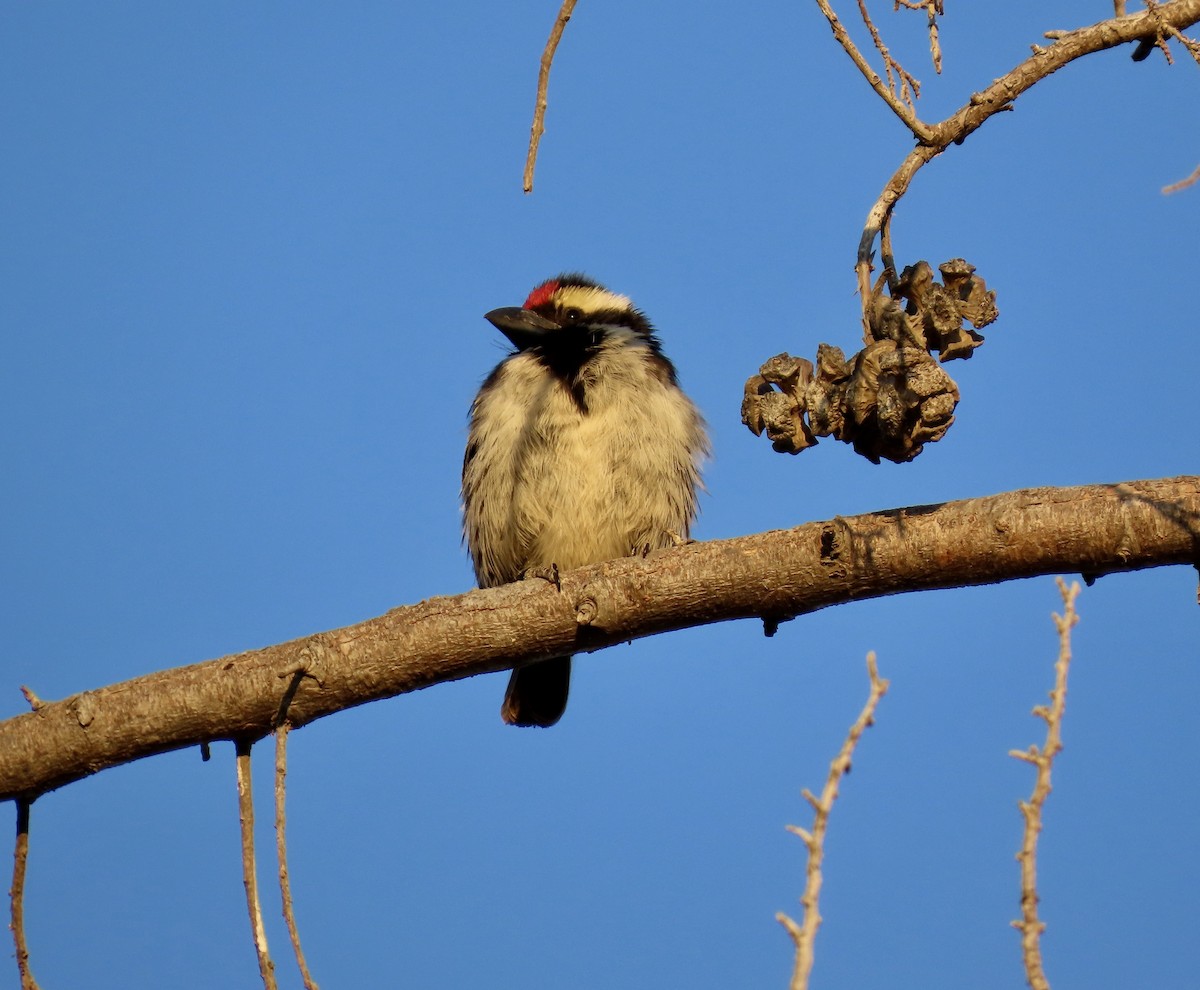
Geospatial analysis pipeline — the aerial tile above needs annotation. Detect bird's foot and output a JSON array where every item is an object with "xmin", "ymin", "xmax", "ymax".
[
  {"xmin": 523, "ymin": 563, "xmax": 562, "ymax": 592},
  {"xmin": 630, "ymin": 532, "xmax": 693, "ymax": 558}
]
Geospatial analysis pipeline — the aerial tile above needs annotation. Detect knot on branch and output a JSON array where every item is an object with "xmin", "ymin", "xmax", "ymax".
[{"xmin": 742, "ymin": 259, "xmax": 998, "ymax": 463}]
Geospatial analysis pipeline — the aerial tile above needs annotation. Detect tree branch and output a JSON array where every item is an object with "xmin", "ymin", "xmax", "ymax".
[
  {"xmin": 853, "ymin": 0, "xmax": 1200, "ymax": 320},
  {"xmin": 1163, "ymin": 162, "xmax": 1200, "ymax": 193},
  {"xmin": 811, "ymin": 0, "xmax": 933, "ymax": 139},
  {"xmin": 236, "ymin": 740, "xmax": 277, "ymax": 990},
  {"xmin": 8, "ymin": 799, "xmax": 40, "ymax": 990},
  {"xmin": 1010, "ymin": 579, "xmax": 1080, "ymax": 990},
  {"xmin": 0, "ymin": 476, "xmax": 1196, "ymax": 802},
  {"xmin": 275, "ymin": 724, "xmax": 319, "ymax": 990},
  {"xmin": 778, "ymin": 652, "xmax": 889, "ymax": 990},
  {"xmin": 522, "ymin": 0, "xmax": 579, "ymax": 193}
]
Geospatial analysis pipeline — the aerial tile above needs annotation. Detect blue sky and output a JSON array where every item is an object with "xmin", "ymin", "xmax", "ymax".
[{"xmin": 1, "ymin": 3, "xmax": 1197, "ymax": 988}]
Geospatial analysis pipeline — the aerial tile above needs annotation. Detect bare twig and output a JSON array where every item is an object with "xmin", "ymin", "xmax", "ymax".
[
  {"xmin": 855, "ymin": 0, "xmax": 923, "ymax": 109},
  {"xmin": 894, "ymin": 0, "xmax": 944, "ymax": 72},
  {"xmin": 236, "ymin": 740, "xmax": 278, "ymax": 990},
  {"xmin": 1008, "ymin": 578, "xmax": 1081, "ymax": 990},
  {"xmin": 811, "ymin": 0, "xmax": 934, "ymax": 140},
  {"xmin": 777, "ymin": 652, "xmax": 889, "ymax": 990},
  {"xmin": 879, "ymin": 215, "xmax": 898, "ymax": 282},
  {"xmin": 853, "ymin": 0, "xmax": 1200, "ymax": 331},
  {"xmin": 522, "ymin": 0, "xmax": 579, "ymax": 193},
  {"xmin": 275, "ymin": 724, "xmax": 319, "ymax": 990},
  {"xmin": 1139, "ymin": 0, "xmax": 1200, "ymax": 62},
  {"xmin": 926, "ymin": 2, "xmax": 942, "ymax": 72},
  {"xmin": 1163, "ymin": 163, "xmax": 1200, "ymax": 192},
  {"xmin": 9, "ymin": 800, "xmax": 41, "ymax": 990},
  {"xmin": 1139, "ymin": 0, "xmax": 1177, "ymax": 62}
]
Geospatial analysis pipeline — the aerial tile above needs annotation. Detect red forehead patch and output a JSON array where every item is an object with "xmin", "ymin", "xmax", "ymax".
[{"xmin": 523, "ymin": 279, "xmax": 559, "ymax": 310}]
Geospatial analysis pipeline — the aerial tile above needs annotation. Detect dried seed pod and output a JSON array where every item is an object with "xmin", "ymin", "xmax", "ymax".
[
  {"xmin": 742, "ymin": 258, "xmax": 997, "ymax": 463},
  {"xmin": 893, "ymin": 258, "xmax": 998, "ymax": 362}
]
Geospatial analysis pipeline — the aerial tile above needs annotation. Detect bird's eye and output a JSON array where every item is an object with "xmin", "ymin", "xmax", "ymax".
[{"xmin": 563, "ymin": 307, "xmax": 583, "ymax": 324}]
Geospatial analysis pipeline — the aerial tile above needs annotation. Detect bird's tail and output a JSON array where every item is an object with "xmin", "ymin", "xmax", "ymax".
[{"xmin": 501, "ymin": 656, "xmax": 571, "ymax": 727}]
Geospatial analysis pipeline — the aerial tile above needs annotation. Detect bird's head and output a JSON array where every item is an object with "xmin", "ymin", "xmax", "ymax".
[{"xmin": 484, "ymin": 274, "xmax": 660, "ymax": 357}]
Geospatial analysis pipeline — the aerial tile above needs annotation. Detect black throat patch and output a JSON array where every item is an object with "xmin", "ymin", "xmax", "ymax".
[{"xmin": 532, "ymin": 327, "xmax": 605, "ymax": 413}]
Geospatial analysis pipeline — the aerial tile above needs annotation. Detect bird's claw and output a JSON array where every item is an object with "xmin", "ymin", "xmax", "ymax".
[{"xmin": 524, "ymin": 563, "xmax": 562, "ymax": 591}]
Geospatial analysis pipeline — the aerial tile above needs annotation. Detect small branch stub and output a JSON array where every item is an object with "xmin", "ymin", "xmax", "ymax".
[
  {"xmin": 742, "ymin": 259, "xmax": 997, "ymax": 463},
  {"xmin": 19, "ymin": 687, "xmax": 44, "ymax": 712},
  {"xmin": 574, "ymin": 597, "xmax": 598, "ymax": 626}
]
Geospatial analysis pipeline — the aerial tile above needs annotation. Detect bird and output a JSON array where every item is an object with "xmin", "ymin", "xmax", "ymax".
[{"xmin": 462, "ymin": 273, "xmax": 708, "ymax": 726}]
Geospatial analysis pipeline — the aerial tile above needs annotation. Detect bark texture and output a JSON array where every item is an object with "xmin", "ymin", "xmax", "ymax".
[{"xmin": 1, "ymin": 476, "xmax": 1196, "ymax": 801}]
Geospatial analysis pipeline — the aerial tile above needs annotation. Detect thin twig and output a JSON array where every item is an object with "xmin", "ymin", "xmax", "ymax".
[
  {"xmin": 894, "ymin": 0, "xmax": 944, "ymax": 72},
  {"xmin": 9, "ymin": 799, "xmax": 41, "ymax": 990},
  {"xmin": 1146, "ymin": 0, "xmax": 1200, "ymax": 63},
  {"xmin": 1163, "ymin": 163, "xmax": 1200, "ymax": 193},
  {"xmin": 1008, "ymin": 578, "xmax": 1080, "ymax": 990},
  {"xmin": 879, "ymin": 216, "xmax": 897, "ymax": 280},
  {"xmin": 777, "ymin": 652, "xmax": 890, "ymax": 990},
  {"xmin": 1145, "ymin": 0, "xmax": 1177, "ymax": 62},
  {"xmin": 927, "ymin": 3, "xmax": 942, "ymax": 72},
  {"xmin": 811, "ymin": 0, "xmax": 934, "ymax": 140},
  {"xmin": 522, "ymin": 0, "xmax": 579, "ymax": 193},
  {"xmin": 236, "ymin": 739, "xmax": 279, "ymax": 990},
  {"xmin": 275, "ymin": 723, "xmax": 319, "ymax": 990},
  {"xmin": 855, "ymin": 0, "xmax": 922, "ymax": 109},
  {"xmin": 1142, "ymin": 1, "xmax": 1184, "ymax": 63}
]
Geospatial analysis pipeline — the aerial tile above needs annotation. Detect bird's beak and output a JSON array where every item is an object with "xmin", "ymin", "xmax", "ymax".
[{"xmin": 484, "ymin": 307, "xmax": 561, "ymax": 350}]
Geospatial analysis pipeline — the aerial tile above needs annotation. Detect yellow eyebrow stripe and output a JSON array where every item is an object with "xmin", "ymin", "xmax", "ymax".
[{"xmin": 554, "ymin": 285, "xmax": 632, "ymax": 313}]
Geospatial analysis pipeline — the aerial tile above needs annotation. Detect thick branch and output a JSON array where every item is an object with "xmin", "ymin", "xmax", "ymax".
[{"xmin": 1, "ymin": 476, "xmax": 1196, "ymax": 802}]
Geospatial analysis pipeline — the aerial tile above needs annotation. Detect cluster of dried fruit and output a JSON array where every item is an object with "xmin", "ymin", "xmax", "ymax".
[{"xmin": 742, "ymin": 259, "xmax": 998, "ymax": 464}]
